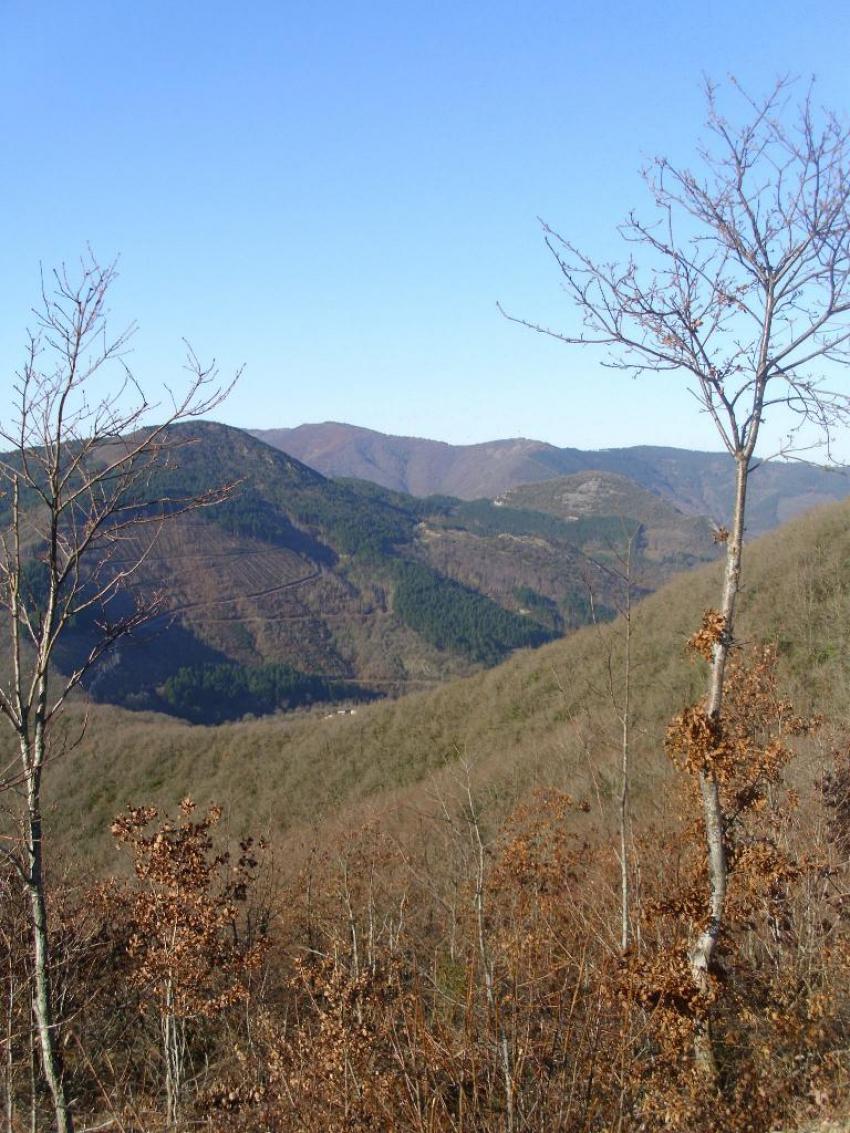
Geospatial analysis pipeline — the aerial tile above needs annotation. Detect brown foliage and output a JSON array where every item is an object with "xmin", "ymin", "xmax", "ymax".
[
  {"xmin": 667, "ymin": 642, "xmax": 811, "ymax": 785},
  {"xmin": 686, "ymin": 607, "xmax": 728, "ymax": 661},
  {"xmin": 110, "ymin": 798, "xmax": 267, "ymax": 1021},
  {"xmin": 2, "ymin": 638, "xmax": 850, "ymax": 1129}
]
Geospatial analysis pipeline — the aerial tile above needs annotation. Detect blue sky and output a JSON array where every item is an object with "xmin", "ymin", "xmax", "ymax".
[{"xmin": 2, "ymin": 1, "xmax": 850, "ymax": 455}]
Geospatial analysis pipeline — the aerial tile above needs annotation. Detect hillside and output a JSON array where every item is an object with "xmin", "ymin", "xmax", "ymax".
[
  {"xmin": 36, "ymin": 422, "xmax": 719, "ymax": 723},
  {"xmin": 39, "ymin": 489, "xmax": 850, "ymax": 868},
  {"xmin": 253, "ymin": 421, "xmax": 850, "ymax": 533},
  {"xmin": 23, "ymin": 471, "xmax": 850, "ymax": 1133},
  {"xmin": 50, "ymin": 423, "xmax": 549, "ymax": 718},
  {"xmin": 502, "ymin": 471, "xmax": 715, "ymax": 568},
  {"xmin": 252, "ymin": 422, "xmax": 568, "ymax": 500}
]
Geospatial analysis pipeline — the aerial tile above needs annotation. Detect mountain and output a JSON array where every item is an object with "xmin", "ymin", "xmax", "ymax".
[
  {"xmin": 252, "ymin": 422, "xmax": 568, "ymax": 500},
  {"xmin": 39, "ymin": 478, "xmax": 850, "ymax": 865},
  {"xmin": 501, "ymin": 471, "xmax": 716, "ymax": 568},
  {"xmin": 252, "ymin": 422, "xmax": 850, "ymax": 534},
  {"xmin": 33, "ymin": 423, "xmax": 718, "ymax": 724},
  {"xmin": 58, "ymin": 423, "xmax": 549, "ymax": 719}
]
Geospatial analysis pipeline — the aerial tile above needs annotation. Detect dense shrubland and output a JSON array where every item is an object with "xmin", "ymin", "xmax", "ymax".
[{"xmin": 5, "ymin": 635, "xmax": 850, "ymax": 1130}]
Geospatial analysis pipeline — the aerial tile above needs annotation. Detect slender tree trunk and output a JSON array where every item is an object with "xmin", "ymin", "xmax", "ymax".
[
  {"xmin": 690, "ymin": 453, "xmax": 749, "ymax": 1075},
  {"xmin": 619, "ymin": 538, "xmax": 633, "ymax": 954},
  {"xmin": 5, "ymin": 945, "xmax": 13, "ymax": 1133},
  {"xmin": 29, "ymin": 1000, "xmax": 36, "ymax": 1133},
  {"xmin": 467, "ymin": 784, "xmax": 514, "ymax": 1132},
  {"xmin": 26, "ymin": 775, "xmax": 73, "ymax": 1133},
  {"xmin": 163, "ymin": 980, "xmax": 184, "ymax": 1131},
  {"xmin": 164, "ymin": 1001, "xmax": 175, "ymax": 1130}
]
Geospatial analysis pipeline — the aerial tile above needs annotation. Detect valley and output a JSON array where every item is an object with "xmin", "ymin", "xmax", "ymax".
[
  {"xmin": 40, "ymin": 420, "xmax": 742, "ymax": 722},
  {"xmin": 29, "ymin": 477, "xmax": 849, "ymax": 865},
  {"xmin": 6, "ymin": 414, "xmax": 850, "ymax": 1132}
]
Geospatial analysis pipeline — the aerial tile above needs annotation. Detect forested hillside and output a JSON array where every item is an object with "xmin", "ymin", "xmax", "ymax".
[
  {"xmin": 12, "ymin": 414, "xmax": 846, "ymax": 1133},
  {"xmin": 36, "ymin": 488, "xmax": 850, "ymax": 863},
  {"xmin": 28, "ymin": 422, "xmax": 720, "ymax": 723}
]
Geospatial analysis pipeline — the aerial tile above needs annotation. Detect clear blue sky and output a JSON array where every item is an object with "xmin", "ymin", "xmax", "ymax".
[{"xmin": 2, "ymin": 1, "xmax": 849, "ymax": 455}]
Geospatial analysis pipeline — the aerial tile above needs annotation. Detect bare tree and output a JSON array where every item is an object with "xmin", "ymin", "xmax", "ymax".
[
  {"xmin": 577, "ymin": 524, "xmax": 642, "ymax": 953},
  {"xmin": 0, "ymin": 254, "xmax": 237, "ymax": 1131},
  {"xmin": 502, "ymin": 77, "xmax": 850, "ymax": 1074},
  {"xmin": 594, "ymin": 529, "xmax": 639, "ymax": 955}
]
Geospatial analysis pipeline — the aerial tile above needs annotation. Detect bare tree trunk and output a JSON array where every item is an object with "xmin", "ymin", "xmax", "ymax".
[
  {"xmin": 690, "ymin": 454, "xmax": 749, "ymax": 1075},
  {"xmin": 466, "ymin": 781, "xmax": 514, "ymax": 1133},
  {"xmin": 506, "ymin": 70, "xmax": 850, "ymax": 1093},
  {"xmin": 340, "ymin": 861, "xmax": 364, "ymax": 1027},
  {"xmin": 26, "ymin": 770, "xmax": 73, "ymax": 1133},
  {"xmin": 163, "ymin": 981, "xmax": 183, "ymax": 1131},
  {"xmin": 5, "ymin": 943, "xmax": 13, "ymax": 1133},
  {"xmin": 0, "ymin": 255, "xmax": 235, "ymax": 1133},
  {"xmin": 29, "ymin": 1000, "xmax": 36, "ymax": 1133},
  {"xmin": 619, "ymin": 538, "xmax": 634, "ymax": 954}
]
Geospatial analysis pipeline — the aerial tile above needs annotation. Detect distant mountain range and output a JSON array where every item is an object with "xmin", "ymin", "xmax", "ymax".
[
  {"xmin": 252, "ymin": 422, "xmax": 850, "ymax": 535},
  {"xmin": 29, "ymin": 423, "xmax": 720, "ymax": 724}
]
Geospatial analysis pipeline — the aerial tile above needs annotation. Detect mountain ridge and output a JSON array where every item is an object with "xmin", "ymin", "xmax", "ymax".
[{"xmin": 251, "ymin": 421, "xmax": 850, "ymax": 533}]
